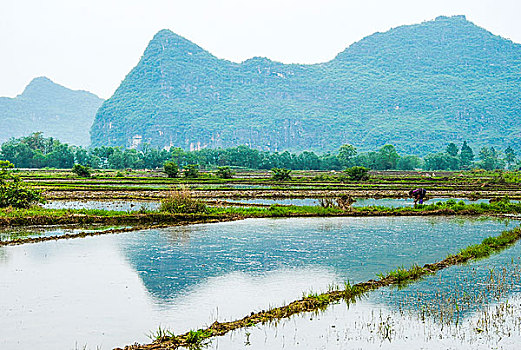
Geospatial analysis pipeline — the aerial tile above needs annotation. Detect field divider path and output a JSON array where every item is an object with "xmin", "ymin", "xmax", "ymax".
[
  {"xmin": 117, "ymin": 225, "xmax": 521, "ymax": 350},
  {"xmin": 0, "ymin": 218, "xmax": 240, "ymax": 246}
]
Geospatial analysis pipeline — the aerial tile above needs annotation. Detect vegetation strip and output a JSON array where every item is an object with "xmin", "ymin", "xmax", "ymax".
[
  {"xmin": 0, "ymin": 219, "xmax": 236, "ymax": 246},
  {"xmin": 117, "ymin": 225, "xmax": 521, "ymax": 350},
  {"xmin": 1, "ymin": 199, "xmax": 521, "ymax": 228},
  {"xmin": 0, "ymin": 208, "xmax": 243, "ymax": 227}
]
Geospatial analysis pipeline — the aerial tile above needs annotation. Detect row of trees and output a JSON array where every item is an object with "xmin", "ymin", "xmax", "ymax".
[
  {"xmin": 0, "ymin": 133, "xmax": 518, "ymax": 171},
  {"xmin": 423, "ymin": 142, "xmax": 517, "ymax": 171}
]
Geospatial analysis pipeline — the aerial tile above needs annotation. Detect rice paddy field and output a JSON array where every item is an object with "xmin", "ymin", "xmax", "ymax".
[{"xmin": 1, "ymin": 169, "xmax": 521, "ymax": 349}]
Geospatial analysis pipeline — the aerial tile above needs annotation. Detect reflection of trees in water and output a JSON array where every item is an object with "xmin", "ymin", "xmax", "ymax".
[
  {"xmin": 160, "ymin": 226, "xmax": 195, "ymax": 246},
  {"xmin": 371, "ymin": 247, "xmax": 521, "ymax": 326}
]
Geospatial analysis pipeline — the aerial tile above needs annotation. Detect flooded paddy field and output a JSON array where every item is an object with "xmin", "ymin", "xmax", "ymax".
[
  {"xmin": 211, "ymin": 238, "xmax": 521, "ymax": 350},
  {"xmin": 224, "ymin": 197, "xmax": 492, "ymax": 208},
  {"xmin": 0, "ymin": 216, "xmax": 517, "ymax": 349},
  {"xmin": 42, "ymin": 186, "xmax": 521, "ymax": 201},
  {"xmin": 41, "ymin": 197, "xmax": 495, "ymax": 212},
  {"xmin": 23, "ymin": 168, "xmax": 521, "ymax": 201}
]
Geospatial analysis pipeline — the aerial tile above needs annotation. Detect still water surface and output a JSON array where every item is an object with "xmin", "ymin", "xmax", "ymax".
[
  {"xmin": 43, "ymin": 197, "xmax": 490, "ymax": 211},
  {"xmin": 212, "ymin": 239, "xmax": 521, "ymax": 349},
  {"xmin": 0, "ymin": 216, "xmax": 516, "ymax": 349}
]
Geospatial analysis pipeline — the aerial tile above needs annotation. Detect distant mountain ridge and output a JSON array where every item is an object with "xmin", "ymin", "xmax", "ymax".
[
  {"xmin": 90, "ymin": 15, "xmax": 521, "ymax": 155},
  {"xmin": 0, "ymin": 77, "xmax": 103, "ymax": 146}
]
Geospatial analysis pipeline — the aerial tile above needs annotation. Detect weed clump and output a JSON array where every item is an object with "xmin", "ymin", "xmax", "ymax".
[
  {"xmin": 71, "ymin": 164, "xmax": 91, "ymax": 178},
  {"xmin": 185, "ymin": 329, "xmax": 212, "ymax": 346},
  {"xmin": 160, "ymin": 188, "xmax": 207, "ymax": 214},
  {"xmin": 344, "ymin": 166, "xmax": 370, "ymax": 181},
  {"xmin": 215, "ymin": 166, "xmax": 233, "ymax": 179},
  {"xmin": 271, "ymin": 168, "xmax": 292, "ymax": 181},
  {"xmin": 163, "ymin": 161, "xmax": 179, "ymax": 178}
]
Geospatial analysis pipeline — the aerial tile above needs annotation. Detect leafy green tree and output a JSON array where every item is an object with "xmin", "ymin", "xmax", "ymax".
[
  {"xmin": 183, "ymin": 164, "xmax": 200, "ymax": 178},
  {"xmin": 478, "ymin": 146, "xmax": 505, "ymax": 170},
  {"xmin": 424, "ymin": 152, "xmax": 459, "ymax": 170},
  {"xmin": 163, "ymin": 161, "xmax": 179, "ymax": 178},
  {"xmin": 1, "ymin": 141, "xmax": 35, "ymax": 168},
  {"xmin": 0, "ymin": 160, "xmax": 44, "ymax": 208},
  {"xmin": 72, "ymin": 164, "xmax": 91, "ymax": 177},
  {"xmin": 446, "ymin": 143, "xmax": 459, "ymax": 157},
  {"xmin": 271, "ymin": 168, "xmax": 292, "ymax": 181},
  {"xmin": 296, "ymin": 151, "xmax": 320, "ymax": 170},
  {"xmin": 338, "ymin": 144, "xmax": 357, "ymax": 167},
  {"xmin": 504, "ymin": 146, "xmax": 516, "ymax": 168},
  {"xmin": 459, "ymin": 141, "xmax": 475, "ymax": 169},
  {"xmin": 318, "ymin": 152, "xmax": 342, "ymax": 170},
  {"xmin": 376, "ymin": 145, "xmax": 400, "ymax": 170},
  {"xmin": 397, "ymin": 155, "xmax": 422, "ymax": 170},
  {"xmin": 354, "ymin": 152, "xmax": 378, "ymax": 169},
  {"xmin": 46, "ymin": 143, "xmax": 75, "ymax": 168}
]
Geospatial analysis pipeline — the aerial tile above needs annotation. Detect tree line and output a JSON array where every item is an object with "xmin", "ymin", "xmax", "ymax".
[{"xmin": 0, "ymin": 133, "xmax": 518, "ymax": 171}]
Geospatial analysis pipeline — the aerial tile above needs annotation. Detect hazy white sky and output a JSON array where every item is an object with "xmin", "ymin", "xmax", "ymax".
[{"xmin": 1, "ymin": 0, "xmax": 520, "ymax": 99}]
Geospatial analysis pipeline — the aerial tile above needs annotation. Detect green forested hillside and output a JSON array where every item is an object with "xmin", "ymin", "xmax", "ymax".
[
  {"xmin": 90, "ymin": 15, "xmax": 521, "ymax": 155},
  {"xmin": 0, "ymin": 77, "xmax": 103, "ymax": 146}
]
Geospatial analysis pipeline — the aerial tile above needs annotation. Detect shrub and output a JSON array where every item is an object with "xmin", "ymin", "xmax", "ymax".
[
  {"xmin": 163, "ymin": 161, "xmax": 179, "ymax": 178},
  {"xmin": 72, "ymin": 164, "xmax": 91, "ymax": 177},
  {"xmin": 0, "ymin": 160, "xmax": 44, "ymax": 208},
  {"xmin": 160, "ymin": 187, "xmax": 207, "ymax": 213},
  {"xmin": 216, "ymin": 166, "xmax": 233, "ymax": 179},
  {"xmin": 183, "ymin": 164, "xmax": 199, "ymax": 178},
  {"xmin": 344, "ymin": 166, "xmax": 370, "ymax": 181},
  {"xmin": 271, "ymin": 168, "xmax": 292, "ymax": 181}
]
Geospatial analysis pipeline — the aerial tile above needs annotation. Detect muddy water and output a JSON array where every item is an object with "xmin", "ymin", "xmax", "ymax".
[
  {"xmin": 0, "ymin": 217, "xmax": 517, "ymax": 349},
  {"xmin": 212, "ymin": 239, "xmax": 521, "ymax": 350}
]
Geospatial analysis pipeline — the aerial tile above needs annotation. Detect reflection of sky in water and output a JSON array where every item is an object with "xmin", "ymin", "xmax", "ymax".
[
  {"xmin": 123, "ymin": 217, "xmax": 516, "ymax": 301},
  {"xmin": 211, "ymin": 242, "xmax": 521, "ymax": 350},
  {"xmin": 0, "ymin": 217, "xmax": 518, "ymax": 349}
]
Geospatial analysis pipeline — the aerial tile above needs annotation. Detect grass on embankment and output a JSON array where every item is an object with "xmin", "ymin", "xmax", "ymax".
[
  {"xmin": 0, "ymin": 206, "xmax": 240, "ymax": 227},
  {"xmin": 210, "ymin": 199, "xmax": 521, "ymax": 217},
  {"xmin": 1, "ymin": 199, "xmax": 521, "ymax": 228},
  {"xmin": 118, "ymin": 224, "xmax": 521, "ymax": 350}
]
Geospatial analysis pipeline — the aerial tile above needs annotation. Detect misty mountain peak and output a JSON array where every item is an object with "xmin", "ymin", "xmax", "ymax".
[{"xmin": 143, "ymin": 29, "xmax": 211, "ymax": 60}]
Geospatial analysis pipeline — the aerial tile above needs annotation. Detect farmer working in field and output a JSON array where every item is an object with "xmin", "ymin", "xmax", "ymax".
[{"xmin": 409, "ymin": 188, "xmax": 427, "ymax": 205}]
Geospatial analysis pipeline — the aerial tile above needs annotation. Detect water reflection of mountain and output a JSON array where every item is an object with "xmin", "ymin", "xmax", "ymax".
[
  {"xmin": 121, "ymin": 217, "xmax": 518, "ymax": 301},
  {"xmin": 369, "ymin": 241, "xmax": 521, "ymax": 323}
]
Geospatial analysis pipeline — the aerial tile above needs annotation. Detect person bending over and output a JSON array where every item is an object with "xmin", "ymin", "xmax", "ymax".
[{"xmin": 409, "ymin": 188, "xmax": 427, "ymax": 205}]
